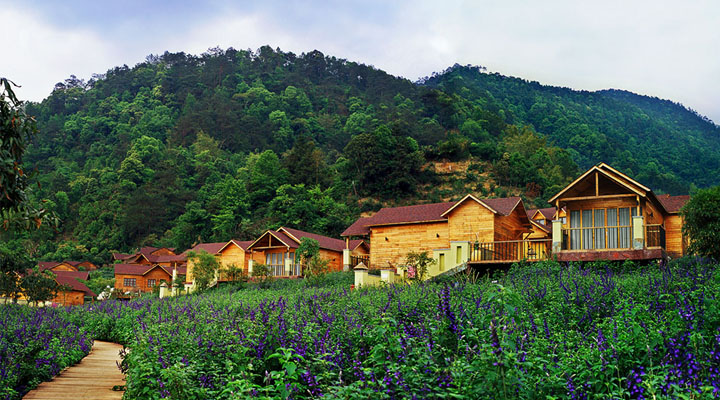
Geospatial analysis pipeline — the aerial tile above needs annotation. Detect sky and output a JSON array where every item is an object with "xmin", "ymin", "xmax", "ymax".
[{"xmin": 2, "ymin": 0, "xmax": 719, "ymax": 123}]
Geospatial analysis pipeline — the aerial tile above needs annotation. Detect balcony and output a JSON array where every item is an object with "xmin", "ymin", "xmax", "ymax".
[
  {"xmin": 468, "ymin": 239, "xmax": 552, "ymax": 263},
  {"xmin": 553, "ymin": 218, "xmax": 666, "ymax": 262}
]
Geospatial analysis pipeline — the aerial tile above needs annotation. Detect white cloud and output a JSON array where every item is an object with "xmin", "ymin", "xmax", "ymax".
[
  {"xmin": 0, "ymin": 7, "xmax": 119, "ymax": 102},
  {"xmin": 1, "ymin": 1, "xmax": 718, "ymax": 123}
]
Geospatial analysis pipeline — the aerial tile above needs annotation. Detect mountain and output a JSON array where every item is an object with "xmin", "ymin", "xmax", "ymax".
[
  {"xmin": 422, "ymin": 64, "xmax": 720, "ymax": 193},
  {"xmin": 6, "ymin": 47, "xmax": 717, "ymax": 263}
]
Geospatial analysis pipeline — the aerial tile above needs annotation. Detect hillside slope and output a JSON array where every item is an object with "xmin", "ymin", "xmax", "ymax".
[{"xmin": 5, "ymin": 48, "xmax": 717, "ymax": 263}]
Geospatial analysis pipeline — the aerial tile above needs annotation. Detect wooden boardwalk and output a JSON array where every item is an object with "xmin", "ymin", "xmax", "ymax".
[{"xmin": 24, "ymin": 340, "xmax": 126, "ymax": 400}]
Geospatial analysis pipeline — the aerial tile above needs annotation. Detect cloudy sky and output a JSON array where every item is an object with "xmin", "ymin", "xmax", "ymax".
[{"xmin": 2, "ymin": 0, "xmax": 719, "ymax": 123}]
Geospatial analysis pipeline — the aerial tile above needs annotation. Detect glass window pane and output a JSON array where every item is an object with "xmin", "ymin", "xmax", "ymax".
[
  {"xmin": 570, "ymin": 210, "xmax": 581, "ymax": 249},
  {"xmin": 582, "ymin": 210, "xmax": 593, "ymax": 249},
  {"xmin": 594, "ymin": 209, "xmax": 605, "ymax": 249}
]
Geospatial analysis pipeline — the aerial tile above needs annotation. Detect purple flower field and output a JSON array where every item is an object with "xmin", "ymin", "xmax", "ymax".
[{"xmin": 2, "ymin": 257, "xmax": 720, "ymax": 399}]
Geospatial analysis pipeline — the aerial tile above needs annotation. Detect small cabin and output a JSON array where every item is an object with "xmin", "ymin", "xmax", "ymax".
[
  {"xmin": 114, "ymin": 264, "xmax": 182, "ymax": 295},
  {"xmin": 183, "ymin": 240, "xmax": 254, "ymax": 288},
  {"xmin": 548, "ymin": 163, "xmax": 689, "ymax": 261},
  {"xmin": 52, "ymin": 271, "xmax": 95, "ymax": 306},
  {"xmin": 246, "ymin": 227, "xmax": 356, "ymax": 277}
]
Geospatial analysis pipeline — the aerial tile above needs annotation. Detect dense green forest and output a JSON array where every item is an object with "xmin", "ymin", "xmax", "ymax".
[{"xmin": 3, "ymin": 47, "xmax": 718, "ymax": 264}]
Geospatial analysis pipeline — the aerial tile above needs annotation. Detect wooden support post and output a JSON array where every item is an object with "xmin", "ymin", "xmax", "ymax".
[{"xmin": 595, "ymin": 172, "xmax": 599, "ymax": 196}]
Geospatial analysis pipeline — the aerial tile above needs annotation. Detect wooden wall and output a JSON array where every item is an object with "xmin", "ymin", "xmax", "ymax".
[
  {"xmin": 320, "ymin": 249, "xmax": 343, "ymax": 272},
  {"xmin": 370, "ymin": 222, "xmax": 449, "ymax": 268},
  {"xmin": 219, "ymin": 245, "xmax": 248, "ymax": 274},
  {"xmin": 665, "ymin": 214, "xmax": 685, "ymax": 258},
  {"xmin": 494, "ymin": 208, "xmax": 528, "ymax": 242},
  {"xmin": 53, "ymin": 291, "xmax": 84, "ymax": 306},
  {"xmin": 115, "ymin": 269, "xmax": 171, "ymax": 293},
  {"xmin": 446, "ymin": 201, "xmax": 494, "ymax": 242}
]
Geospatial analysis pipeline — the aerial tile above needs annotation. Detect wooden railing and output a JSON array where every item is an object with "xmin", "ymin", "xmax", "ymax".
[
  {"xmin": 561, "ymin": 226, "xmax": 633, "ymax": 250},
  {"xmin": 350, "ymin": 254, "xmax": 370, "ymax": 268},
  {"xmin": 469, "ymin": 239, "xmax": 552, "ymax": 263},
  {"xmin": 645, "ymin": 224, "xmax": 665, "ymax": 248}
]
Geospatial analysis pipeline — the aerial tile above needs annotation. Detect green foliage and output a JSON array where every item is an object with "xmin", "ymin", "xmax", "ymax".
[
  {"xmin": 682, "ymin": 185, "xmax": 720, "ymax": 260},
  {"xmin": 404, "ymin": 250, "xmax": 435, "ymax": 280},
  {"xmin": 187, "ymin": 250, "xmax": 219, "ymax": 291},
  {"xmin": 21, "ymin": 268, "xmax": 58, "ymax": 306}
]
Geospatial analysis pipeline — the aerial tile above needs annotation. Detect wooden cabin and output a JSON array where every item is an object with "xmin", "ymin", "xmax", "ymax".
[
  {"xmin": 114, "ymin": 264, "xmax": 184, "ymax": 295},
  {"xmin": 112, "ymin": 247, "xmax": 180, "ymax": 267},
  {"xmin": 548, "ymin": 163, "xmax": 690, "ymax": 261},
  {"xmin": 183, "ymin": 240, "xmax": 255, "ymax": 288},
  {"xmin": 52, "ymin": 271, "xmax": 95, "ymax": 306},
  {"xmin": 246, "ymin": 227, "xmax": 362, "ymax": 277},
  {"xmin": 342, "ymin": 195, "xmax": 545, "ymax": 276},
  {"xmin": 38, "ymin": 261, "xmax": 78, "ymax": 273}
]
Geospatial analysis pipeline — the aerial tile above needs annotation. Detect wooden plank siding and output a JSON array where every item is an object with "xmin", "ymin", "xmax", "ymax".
[
  {"xmin": 115, "ymin": 268, "xmax": 171, "ymax": 293},
  {"xmin": 494, "ymin": 207, "xmax": 528, "ymax": 242},
  {"xmin": 52, "ymin": 291, "xmax": 84, "ymax": 306},
  {"xmin": 370, "ymin": 222, "xmax": 449, "ymax": 269},
  {"xmin": 218, "ymin": 244, "xmax": 248, "ymax": 278},
  {"xmin": 665, "ymin": 215, "xmax": 685, "ymax": 258},
  {"xmin": 446, "ymin": 201, "xmax": 494, "ymax": 242}
]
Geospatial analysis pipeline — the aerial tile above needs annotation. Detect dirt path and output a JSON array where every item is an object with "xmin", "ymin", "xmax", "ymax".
[{"xmin": 23, "ymin": 340, "xmax": 126, "ymax": 400}]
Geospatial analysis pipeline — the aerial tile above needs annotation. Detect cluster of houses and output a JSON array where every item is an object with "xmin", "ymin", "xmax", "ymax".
[
  {"xmin": 36, "ymin": 162, "xmax": 691, "ymax": 304},
  {"xmin": 28, "ymin": 261, "xmax": 99, "ymax": 306}
]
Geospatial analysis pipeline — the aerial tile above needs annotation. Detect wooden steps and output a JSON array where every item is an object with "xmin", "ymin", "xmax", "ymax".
[{"xmin": 23, "ymin": 340, "xmax": 125, "ymax": 400}]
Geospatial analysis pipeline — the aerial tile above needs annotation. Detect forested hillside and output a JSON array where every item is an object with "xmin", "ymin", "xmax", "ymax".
[
  {"xmin": 3, "ymin": 47, "xmax": 717, "ymax": 264},
  {"xmin": 423, "ymin": 65, "xmax": 720, "ymax": 193}
]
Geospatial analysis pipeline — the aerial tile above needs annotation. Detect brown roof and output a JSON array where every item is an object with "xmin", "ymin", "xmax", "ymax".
[
  {"xmin": 279, "ymin": 227, "xmax": 346, "ymax": 252},
  {"xmin": 341, "ymin": 216, "xmax": 377, "ymax": 237},
  {"xmin": 55, "ymin": 275, "xmax": 95, "ymax": 297},
  {"xmin": 114, "ymin": 263, "xmax": 173, "ymax": 276},
  {"xmin": 366, "ymin": 202, "xmax": 456, "ymax": 226},
  {"xmin": 658, "ymin": 194, "xmax": 690, "ymax": 214},
  {"xmin": 348, "ymin": 239, "xmax": 368, "ymax": 251},
  {"xmin": 187, "ymin": 242, "xmax": 227, "ymax": 255},
  {"xmin": 481, "ymin": 197, "xmax": 522, "ymax": 216},
  {"xmin": 152, "ymin": 254, "xmax": 187, "ymax": 263},
  {"xmin": 528, "ymin": 207, "xmax": 557, "ymax": 220},
  {"xmin": 230, "ymin": 240, "xmax": 254, "ymax": 250},
  {"xmin": 529, "ymin": 219, "xmax": 551, "ymax": 233},
  {"xmin": 38, "ymin": 261, "xmax": 61, "ymax": 272},
  {"xmin": 112, "ymin": 252, "xmax": 135, "ymax": 261},
  {"xmin": 52, "ymin": 271, "xmax": 90, "ymax": 281}
]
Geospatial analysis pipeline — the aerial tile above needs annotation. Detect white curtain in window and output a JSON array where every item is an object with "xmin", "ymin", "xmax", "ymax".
[
  {"xmin": 594, "ymin": 209, "xmax": 605, "ymax": 249},
  {"xmin": 582, "ymin": 210, "xmax": 593, "ymax": 249},
  {"xmin": 570, "ymin": 210, "xmax": 581, "ymax": 250},
  {"xmin": 607, "ymin": 208, "xmax": 618, "ymax": 248},
  {"xmin": 618, "ymin": 208, "xmax": 631, "ymax": 248}
]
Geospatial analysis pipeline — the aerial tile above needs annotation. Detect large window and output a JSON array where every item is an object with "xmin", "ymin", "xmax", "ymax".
[
  {"xmin": 147, "ymin": 279, "xmax": 156, "ymax": 287},
  {"xmin": 569, "ymin": 207, "xmax": 638, "ymax": 250},
  {"xmin": 265, "ymin": 252, "xmax": 298, "ymax": 276},
  {"xmin": 123, "ymin": 278, "xmax": 137, "ymax": 287}
]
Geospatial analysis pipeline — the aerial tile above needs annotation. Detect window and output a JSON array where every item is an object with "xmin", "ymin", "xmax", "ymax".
[
  {"xmin": 148, "ymin": 279, "xmax": 156, "ymax": 287},
  {"xmin": 123, "ymin": 278, "xmax": 137, "ymax": 287},
  {"xmin": 569, "ymin": 207, "xmax": 638, "ymax": 250}
]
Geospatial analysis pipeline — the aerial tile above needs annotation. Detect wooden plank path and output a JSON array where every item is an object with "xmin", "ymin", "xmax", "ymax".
[{"xmin": 23, "ymin": 340, "xmax": 126, "ymax": 400}]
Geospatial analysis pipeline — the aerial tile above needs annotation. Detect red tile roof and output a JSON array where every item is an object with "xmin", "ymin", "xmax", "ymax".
[
  {"xmin": 55, "ymin": 275, "xmax": 95, "ymax": 297},
  {"xmin": 279, "ymin": 227, "xmax": 346, "ymax": 252},
  {"xmin": 367, "ymin": 202, "xmax": 456, "ymax": 226},
  {"xmin": 152, "ymin": 254, "xmax": 187, "ymax": 263},
  {"xmin": 348, "ymin": 239, "xmax": 368, "ymax": 251},
  {"xmin": 112, "ymin": 252, "xmax": 135, "ymax": 261},
  {"xmin": 187, "ymin": 242, "xmax": 227, "ymax": 255},
  {"xmin": 341, "ymin": 216, "xmax": 377, "ymax": 237},
  {"xmin": 52, "ymin": 271, "xmax": 90, "ymax": 281},
  {"xmin": 482, "ymin": 197, "xmax": 523, "ymax": 216},
  {"xmin": 114, "ymin": 263, "xmax": 173, "ymax": 276},
  {"xmin": 658, "ymin": 194, "xmax": 690, "ymax": 214},
  {"xmin": 229, "ymin": 240, "xmax": 254, "ymax": 251}
]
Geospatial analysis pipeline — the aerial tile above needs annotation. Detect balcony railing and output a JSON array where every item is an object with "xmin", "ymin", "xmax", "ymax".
[
  {"xmin": 561, "ymin": 226, "xmax": 633, "ymax": 250},
  {"xmin": 350, "ymin": 254, "xmax": 370, "ymax": 268},
  {"xmin": 645, "ymin": 224, "xmax": 665, "ymax": 248},
  {"xmin": 469, "ymin": 239, "xmax": 551, "ymax": 263}
]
